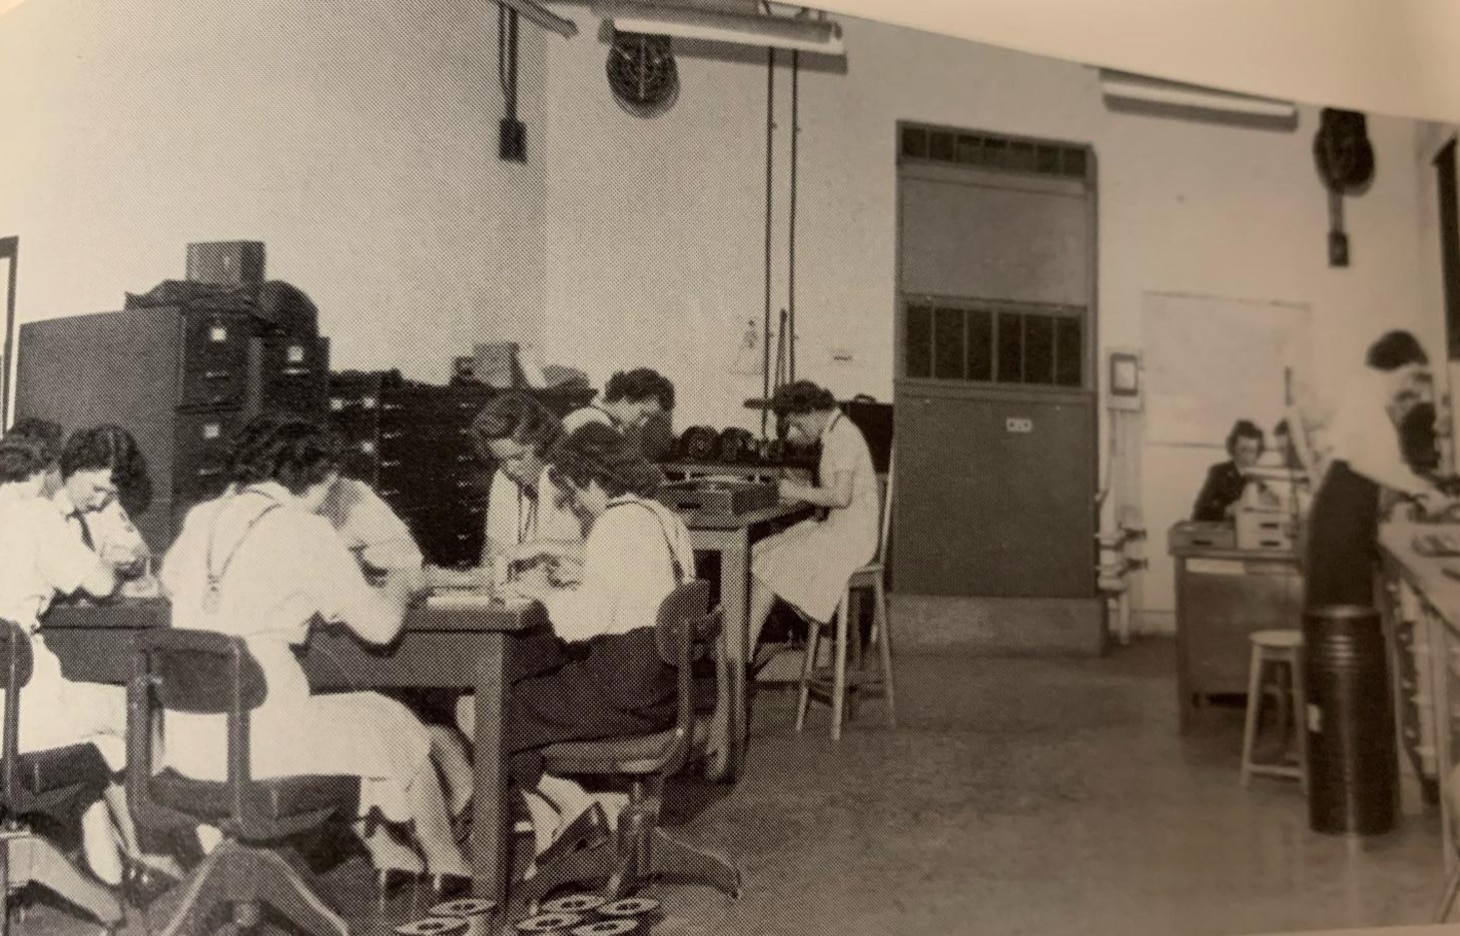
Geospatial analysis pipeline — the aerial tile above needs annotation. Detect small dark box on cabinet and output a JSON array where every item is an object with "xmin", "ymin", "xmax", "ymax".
[{"xmin": 186, "ymin": 241, "xmax": 266, "ymax": 285}]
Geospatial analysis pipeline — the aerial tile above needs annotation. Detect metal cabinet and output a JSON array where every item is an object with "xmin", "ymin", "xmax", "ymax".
[{"xmin": 15, "ymin": 304, "xmax": 328, "ymax": 551}]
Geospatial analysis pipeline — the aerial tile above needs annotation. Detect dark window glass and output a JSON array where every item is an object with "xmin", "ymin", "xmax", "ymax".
[
  {"xmin": 997, "ymin": 313, "xmax": 1024, "ymax": 383},
  {"xmin": 905, "ymin": 305, "xmax": 932, "ymax": 378},
  {"xmin": 967, "ymin": 308, "xmax": 994, "ymax": 381},
  {"xmin": 933, "ymin": 307, "xmax": 965, "ymax": 380},
  {"xmin": 902, "ymin": 127, "xmax": 928, "ymax": 159},
  {"xmin": 1055, "ymin": 317, "xmax": 1083, "ymax": 387},
  {"xmin": 1025, "ymin": 314, "xmax": 1055, "ymax": 385}
]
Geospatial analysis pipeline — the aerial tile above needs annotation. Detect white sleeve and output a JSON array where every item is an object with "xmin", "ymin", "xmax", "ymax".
[
  {"xmin": 1331, "ymin": 377, "xmax": 1432, "ymax": 497},
  {"xmin": 543, "ymin": 515, "xmax": 626, "ymax": 641},
  {"xmin": 485, "ymin": 470, "xmax": 519, "ymax": 552}
]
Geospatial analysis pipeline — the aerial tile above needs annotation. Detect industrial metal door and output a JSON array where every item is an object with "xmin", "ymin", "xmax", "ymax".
[{"xmin": 893, "ymin": 124, "xmax": 1098, "ymax": 600}]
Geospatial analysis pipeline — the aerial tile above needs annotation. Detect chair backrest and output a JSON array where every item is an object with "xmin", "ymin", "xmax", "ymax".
[
  {"xmin": 875, "ymin": 446, "xmax": 896, "ymax": 565},
  {"xmin": 0, "ymin": 621, "xmax": 34, "ymax": 814},
  {"xmin": 651, "ymin": 579, "xmax": 719, "ymax": 775},
  {"xmin": 127, "ymin": 629, "xmax": 268, "ymax": 834}
]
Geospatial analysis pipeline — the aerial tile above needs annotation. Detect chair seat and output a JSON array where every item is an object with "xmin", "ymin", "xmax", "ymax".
[
  {"xmin": 1251, "ymin": 630, "xmax": 1303, "ymax": 650},
  {"xmin": 149, "ymin": 769, "xmax": 359, "ymax": 824},
  {"xmin": 9, "ymin": 743, "xmax": 110, "ymax": 795}
]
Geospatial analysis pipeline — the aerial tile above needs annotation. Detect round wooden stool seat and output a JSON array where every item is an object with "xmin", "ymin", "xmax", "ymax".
[{"xmin": 1251, "ymin": 629, "xmax": 1304, "ymax": 650}]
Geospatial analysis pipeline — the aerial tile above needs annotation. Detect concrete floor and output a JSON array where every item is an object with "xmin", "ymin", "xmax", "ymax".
[{"xmin": 19, "ymin": 637, "xmax": 1450, "ymax": 935}]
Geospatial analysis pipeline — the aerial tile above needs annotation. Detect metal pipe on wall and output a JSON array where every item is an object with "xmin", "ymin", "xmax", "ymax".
[
  {"xmin": 788, "ymin": 49, "xmax": 799, "ymax": 383},
  {"xmin": 761, "ymin": 47, "xmax": 776, "ymax": 436}
]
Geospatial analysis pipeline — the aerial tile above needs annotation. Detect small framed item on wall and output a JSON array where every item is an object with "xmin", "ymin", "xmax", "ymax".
[{"xmin": 1108, "ymin": 349, "xmax": 1142, "ymax": 411}]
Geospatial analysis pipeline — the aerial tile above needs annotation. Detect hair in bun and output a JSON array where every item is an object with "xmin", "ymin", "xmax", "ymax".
[{"xmin": 548, "ymin": 423, "xmax": 664, "ymax": 498}]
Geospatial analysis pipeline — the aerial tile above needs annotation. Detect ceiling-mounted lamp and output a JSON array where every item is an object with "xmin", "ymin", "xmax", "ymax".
[
  {"xmin": 1099, "ymin": 69, "xmax": 1296, "ymax": 122},
  {"xmin": 592, "ymin": 1, "xmax": 844, "ymax": 55},
  {"xmin": 499, "ymin": 0, "xmax": 577, "ymax": 38}
]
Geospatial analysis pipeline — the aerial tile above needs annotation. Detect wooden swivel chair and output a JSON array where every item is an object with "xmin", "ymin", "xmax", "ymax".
[
  {"xmin": 517, "ymin": 580, "xmax": 741, "ymax": 908},
  {"xmin": 0, "ymin": 620, "xmax": 124, "ymax": 935},
  {"xmin": 127, "ymin": 629, "xmax": 361, "ymax": 936}
]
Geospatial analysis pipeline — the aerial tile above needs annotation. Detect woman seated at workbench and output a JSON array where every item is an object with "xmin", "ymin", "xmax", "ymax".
[
  {"xmin": 471, "ymin": 392, "xmax": 585, "ymax": 576},
  {"xmin": 0, "ymin": 436, "xmax": 178, "ymax": 887},
  {"xmin": 15, "ymin": 422, "xmax": 155, "ymax": 580},
  {"xmin": 160, "ymin": 416, "xmax": 471, "ymax": 888},
  {"xmin": 455, "ymin": 423, "xmax": 691, "ymax": 849},
  {"xmin": 746, "ymin": 380, "xmax": 880, "ymax": 658},
  {"xmin": 1191, "ymin": 420, "xmax": 1266, "ymax": 522}
]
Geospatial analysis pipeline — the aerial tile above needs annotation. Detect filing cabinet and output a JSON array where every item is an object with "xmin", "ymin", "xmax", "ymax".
[{"xmin": 14, "ymin": 300, "xmax": 331, "ymax": 552}]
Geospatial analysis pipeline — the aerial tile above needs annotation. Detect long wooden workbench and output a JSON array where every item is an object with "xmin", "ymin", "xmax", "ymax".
[{"xmin": 1378, "ymin": 522, "xmax": 1460, "ymax": 883}]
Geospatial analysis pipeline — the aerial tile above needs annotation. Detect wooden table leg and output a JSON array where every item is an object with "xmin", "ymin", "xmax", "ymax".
[
  {"xmin": 706, "ymin": 536, "xmax": 750, "ymax": 783},
  {"xmin": 471, "ymin": 633, "xmax": 509, "ymax": 907}
]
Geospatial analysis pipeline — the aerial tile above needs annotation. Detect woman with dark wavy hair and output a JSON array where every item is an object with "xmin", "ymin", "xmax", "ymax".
[
  {"xmin": 456, "ymin": 423, "xmax": 689, "ymax": 847},
  {"xmin": 747, "ymin": 380, "xmax": 879, "ymax": 654},
  {"xmin": 161, "ymin": 416, "xmax": 470, "ymax": 887},
  {"xmin": 469, "ymin": 391, "xmax": 583, "ymax": 570},
  {"xmin": 51, "ymin": 424, "xmax": 154, "ymax": 574}
]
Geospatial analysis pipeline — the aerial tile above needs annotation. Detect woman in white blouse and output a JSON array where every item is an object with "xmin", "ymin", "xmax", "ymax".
[
  {"xmin": 470, "ymin": 392, "xmax": 584, "ymax": 575},
  {"xmin": 1305, "ymin": 331, "xmax": 1455, "ymax": 609},
  {"xmin": 746, "ymin": 381, "xmax": 880, "ymax": 655},
  {"xmin": 161, "ymin": 417, "xmax": 469, "ymax": 887},
  {"xmin": 0, "ymin": 437, "xmax": 176, "ymax": 886},
  {"xmin": 458, "ymin": 423, "xmax": 693, "ymax": 839}
]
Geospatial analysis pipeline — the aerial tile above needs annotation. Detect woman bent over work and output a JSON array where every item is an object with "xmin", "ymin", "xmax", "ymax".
[
  {"xmin": 1305, "ymin": 330, "xmax": 1455, "ymax": 609},
  {"xmin": 746, "ymin": 380, "xmax": 880, "ymax": 655},
  {"xmin": 457, "ymin": 423, "xmax": 693, "ymax": 848},
  {"xmin": 160, "ymin": 417, "xmax": 469, "ymax": 888}
]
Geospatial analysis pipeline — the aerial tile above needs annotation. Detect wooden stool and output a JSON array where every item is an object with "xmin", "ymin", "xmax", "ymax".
[
  {"xmin": 795, "ymin": 451, "xmax": 898, "ymax": 742},
  {"xmin": 1240, "ymin": 629, "xmax": 1309, "ymax": 791}
]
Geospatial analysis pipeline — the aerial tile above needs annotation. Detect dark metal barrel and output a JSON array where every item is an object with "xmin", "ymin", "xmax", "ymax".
[{"xmin": 1303, "ymin": 604, "xmax": 1397, "ymax": 836}]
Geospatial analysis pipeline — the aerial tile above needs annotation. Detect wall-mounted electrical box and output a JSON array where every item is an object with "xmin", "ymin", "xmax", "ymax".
[{"xmin": 1106, "ymin": 347, "xmax": 1143, "ymax": 412}]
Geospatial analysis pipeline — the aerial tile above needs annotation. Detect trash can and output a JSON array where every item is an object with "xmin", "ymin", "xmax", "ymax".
[{"xmin": 1303, "ymin": 604, "xmax": 1397, "ymax": 836}]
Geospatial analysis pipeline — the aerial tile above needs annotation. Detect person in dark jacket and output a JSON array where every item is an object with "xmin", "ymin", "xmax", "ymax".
[{"xmin": 1192, "ymin": 420, "xmax": 1265, "ymax": 522}]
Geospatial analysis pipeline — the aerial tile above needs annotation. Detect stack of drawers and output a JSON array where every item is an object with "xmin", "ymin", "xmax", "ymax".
[
  {"xmin": 14, "ymin": 303, "xmax": 330, "ymax": 551},
  {"xmin": 329, "ymin": 375, "xmax": 492, "ymax": 567}
]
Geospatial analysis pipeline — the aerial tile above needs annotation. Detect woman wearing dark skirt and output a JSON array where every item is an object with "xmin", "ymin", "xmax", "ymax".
[{"xmin": 1305, "ymin": 331, "xmax": 1454, "ymax": 609}]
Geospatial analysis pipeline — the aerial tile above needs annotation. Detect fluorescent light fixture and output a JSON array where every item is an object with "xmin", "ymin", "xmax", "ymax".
[
  {"xmin": 1099, "ymin": 69, "xmax": 1295, "ymax": 120},
  {"xmin": 499, "ymin": 0, "xmax": 577, "ymax": 38},
  {"xmin": 592, "ymin": 1, "xmax": 844, "ymax": 55}
]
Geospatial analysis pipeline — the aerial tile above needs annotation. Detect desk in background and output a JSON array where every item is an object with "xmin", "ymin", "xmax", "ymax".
[
  {"xmin": 42, "ymin": 597, "xmax": 540, "ymax": 907},
  {"xmin": 1168, "ymin": 521, "xmax": 1304, "ymax": 733},
  {"xmin": 684, "ymin": 502, "xmax": 815, "ymax": 782}
]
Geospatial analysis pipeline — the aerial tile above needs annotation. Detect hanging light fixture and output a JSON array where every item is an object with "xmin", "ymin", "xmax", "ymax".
[
  {"xmin": 592, "ymin": 1, "xmax": 844, "ymax": 55},
  {"xmin": 498, "ymin": 0, "xmax": 577, "ymax": 38}
]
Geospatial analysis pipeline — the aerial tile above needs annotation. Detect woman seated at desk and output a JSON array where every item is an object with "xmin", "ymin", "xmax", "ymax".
[
  {"xmin": 471, "ymin": 392, "xmax": 584, "ymax": 575},
  {"xmin": 10, "ymin": 420, "xmax": 154, "ymax": 580},
  {"xmin": 0, "ymin": 436, "xmax": 176, "ymax": 886},
  {"xmin": 160, "ymin": 416, "xmax": 470, "ymax": 887},
  {"xmin": 746, "ymin": 380, "xmax": 880, "ymax": 659},
  {"xmin": 561, "ymin": 368, "xmax": 675, "ymax": 437},
  {"xmin": 1192, "ymin": 420, "xmax": 1267, "ymax": 522},
  {"xmin": 455, "ymin": 424, "xmax": 692, "ymax": 847}
]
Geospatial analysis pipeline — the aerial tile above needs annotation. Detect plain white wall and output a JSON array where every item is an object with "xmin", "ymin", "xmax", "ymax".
[{"xmin": 0, "ymin": 0, "xmax": 551, "ymax": 380}]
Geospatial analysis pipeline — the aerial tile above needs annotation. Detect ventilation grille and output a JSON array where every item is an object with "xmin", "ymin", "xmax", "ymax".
[
  {"xmin": 900, "ymin": 125, "xmax": 1089, "ymax": 181},
  {"xmin": 905, "ymin": 301, "xmax": 1084, "ymax": 389}
]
